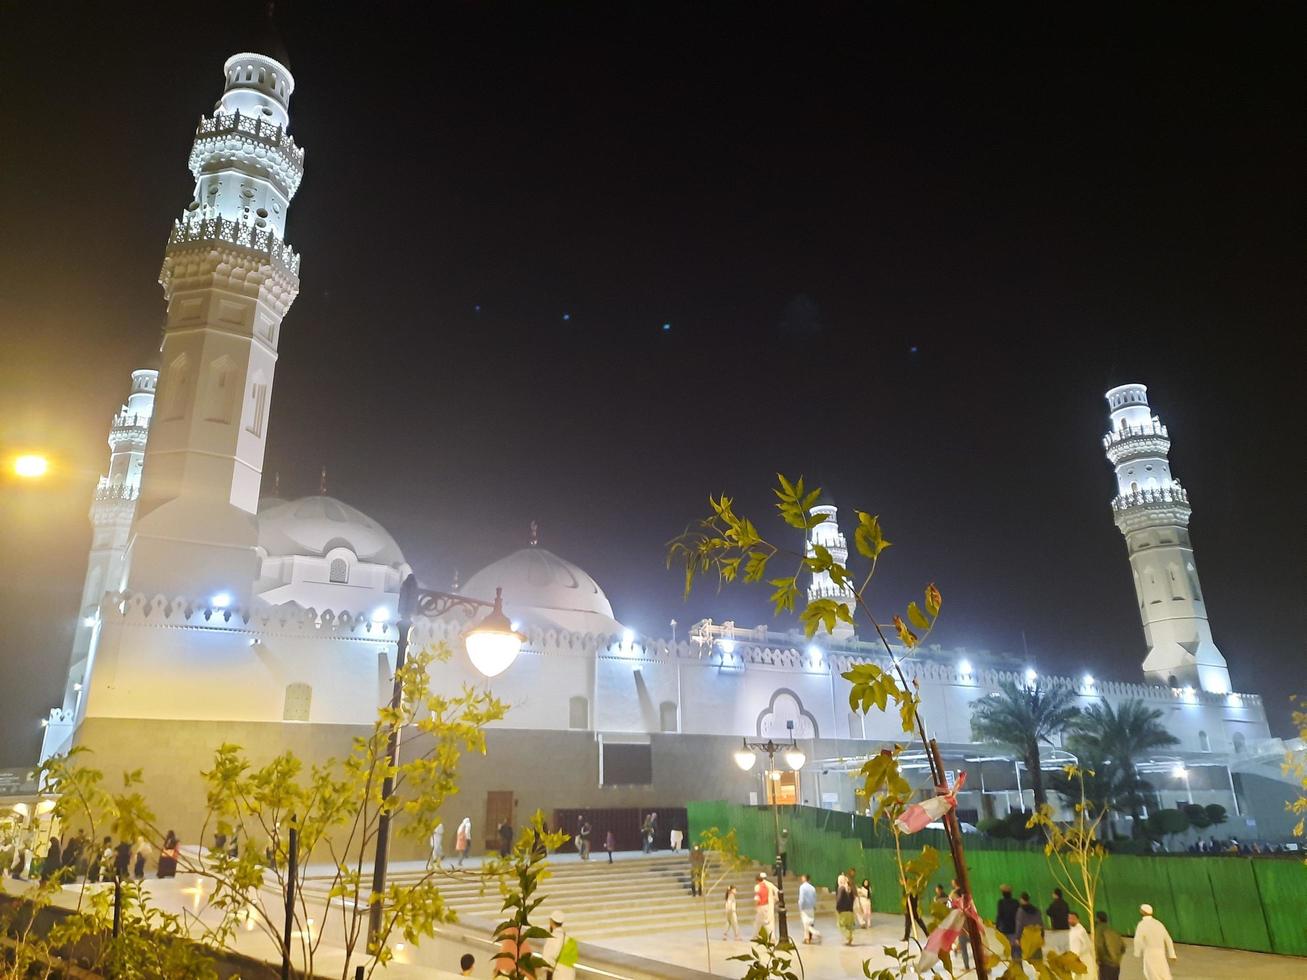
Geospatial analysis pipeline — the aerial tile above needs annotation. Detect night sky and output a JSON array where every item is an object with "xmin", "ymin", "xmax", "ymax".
[{"xmin": 1, "ymin": 2, "xmax": 1303, "ymax": 763}]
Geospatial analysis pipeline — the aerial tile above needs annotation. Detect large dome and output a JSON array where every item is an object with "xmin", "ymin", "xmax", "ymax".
[
  {"xmin": 257, "ymin": 495, "xmax": 405, "ymax": 567},
  {"xmin": 462, "ymin": 547, "xmax": 621, "ymax": 635}
]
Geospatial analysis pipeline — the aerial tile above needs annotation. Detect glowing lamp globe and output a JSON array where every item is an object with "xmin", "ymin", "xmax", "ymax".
[
  {"xmin": 462, "ymin": 588, "xmax": 525, "ymax": 678},
  {"xmin": 734, "ymin": 746, "xmax": 758, "ymax": 772},
  {"xmin": 13, "ymin": 454, "xmax": 49, "ymax": 479},
  {"xmin": 784, "ymin": 748, "xmax": 806, "ymax": 770}
]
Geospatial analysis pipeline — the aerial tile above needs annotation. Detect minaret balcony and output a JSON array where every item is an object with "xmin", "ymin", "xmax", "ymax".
[
  {"xmin": 166, "ymin": 213, "xmax": 301, "ymax": 278},
  {"xmin": 189, "ymin": 110, "xmax": 305, "ymax": 197},
  {"xmin": 1111, "ymin": 484, "xmax": 1192, "ymax": 532},
  {"xmin": 1103, "ymin": 420, "xmax": 1170, "ymax": 464},
  {"xmin": 107, "ymin": 413, "xmax": 150, "ymax": 449}
]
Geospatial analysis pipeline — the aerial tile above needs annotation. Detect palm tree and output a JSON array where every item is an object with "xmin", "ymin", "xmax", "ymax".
[
  {"xmin": 970, "ymin": 680, "xmax": 1081, "ymax": 808},
  {"xmin": 1069, "ymin": 699, "xmax": 1179, "ymax": 837}
]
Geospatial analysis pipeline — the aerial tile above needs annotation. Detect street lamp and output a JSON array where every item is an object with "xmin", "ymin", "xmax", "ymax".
[
  {"xmin": 734, "ymin": 735, "xmax": 805, "ymax": 941},
  {"xmin": 365, "ymin": 574, "xmax": 525, "ymax": 950},
  {"xmin": 12, "ymin": 454, "xmax": 49, "ymax": 479},
  {"xmin": 1172, "ymin": 765, "xmax": 1193, "ymax": 804}
]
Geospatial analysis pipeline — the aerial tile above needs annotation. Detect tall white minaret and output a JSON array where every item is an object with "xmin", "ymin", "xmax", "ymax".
[
  {"xmin": 807, "ymin": 493, "xmax": 856, "ymax": 640},
  {"xmin": 1103, "ymin": 384, "xmax": 1230, "ymax": 693},
  {"xmin": 42, "ymin": 368, "xmax": 157, "ymax": 758},
  {"xmin": 125, "ymin": 39, "xmax": 303, "ymax": 601}
]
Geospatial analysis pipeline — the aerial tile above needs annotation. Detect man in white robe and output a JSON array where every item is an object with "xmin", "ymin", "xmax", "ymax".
[
  {"xmin": 428, "ymin": 822, "xmax": 444, "ymax": 868},
  {"xmin": 1132, "ymin": 904, "xmax": 1177, "ymax": 980},
  {"xmin": 1067, "ymin": 912, "xmax": 1095, "ymax": 980}
]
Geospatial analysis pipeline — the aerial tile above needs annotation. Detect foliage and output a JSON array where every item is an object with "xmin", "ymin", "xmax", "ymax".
[
  {"xmin": 1203, "ymin": 803, "xmax": 1228, "ymax": 827},
  {"xmin": 490, "ymin": 812, "xmax": 567, "ymax": 980},
  {"xmin": 32, "ymin": 642, "xmax": 509, "ymax": 980},
  {"xmin": 1285, "ymin": 695, "xmax": 1307, "ymax": 848},
  {"xmin": 1145, "ymin": 809, "xmax": 1190, "ymax": 839},
  {"xmin": 970, "ymin": 681, "xmax": 1081, "ymax": 807},
  {"xmin": 1028, "ymin": 765, "xmax": 1109, "ymax": 957},
  {"xmin": 977, "ymin": 817, "xmax": 1009, "ymax": 838},
  {"xmin": 1018, "ymin": 924, "xmax": 1090, "ymax": 980},
  {"xmin": 1069, "ymin": 699, "xmax": 1178, "ymax": 837},
  {"xmin": 693, "ymin": 826, "xmax": 752, "ymax": 974},
  {"xmin": 1181, "ymin": 803, "xmax": 1211, "ymax": 829},
  {"xmin": 728, "ymin": 927, "xmax": 801, "ymax": 980}
]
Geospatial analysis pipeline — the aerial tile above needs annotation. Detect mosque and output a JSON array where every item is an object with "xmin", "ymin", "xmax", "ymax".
[{"xmin": 36, "ymin": 37, "xmax": 1300, "ymax": 854}]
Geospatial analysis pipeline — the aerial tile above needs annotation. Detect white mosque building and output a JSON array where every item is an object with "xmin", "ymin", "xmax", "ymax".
[{"xmin": 38, "ymin": 39, "xmax": 1300, "ymax": 853}]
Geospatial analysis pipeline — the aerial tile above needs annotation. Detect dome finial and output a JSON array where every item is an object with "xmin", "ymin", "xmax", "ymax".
[
  {"xmin": 451, "ymin": 568, "xmax": 461, "ymax": 592},
  {"xmin": 529, "ymin": 520, "xmax": 539, "ymax": 547},
  {"xmin": 319, "ymin": 465, "xmax": 327, "ymax": 495},
  {"xmin": 272, "ymin": 470, "xmax": 280, "ymax": 497}
]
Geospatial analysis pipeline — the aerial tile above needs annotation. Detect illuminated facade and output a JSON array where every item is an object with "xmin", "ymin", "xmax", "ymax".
[{"xmin": 1104, "ymin": 384, "xmax": 1231, "ymax": 693}]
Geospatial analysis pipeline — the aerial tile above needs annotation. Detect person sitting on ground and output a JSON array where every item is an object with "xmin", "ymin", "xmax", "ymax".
[{"xmin": 459, "ymin": 952, "xmax": 476, "ymax": 975}]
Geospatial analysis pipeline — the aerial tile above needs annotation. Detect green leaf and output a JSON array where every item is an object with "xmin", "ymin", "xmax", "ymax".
[
  {"xmin": 892, "ymin": 614, "xmax": 918, "ymax": 649},
  {"xmin": 853, "ymin": 511, "xmax": 892, "ymax": 559},
  {"xmin": 907, "ymin": 601, "xmax": 931, "ymax": 631},
  {"xmin": 743, "ymin": 550, "xmax": 770, "ymax": 583},
  {"xmin": 925, "ymin": 582, "xmax": 942, "ymax": 618}
]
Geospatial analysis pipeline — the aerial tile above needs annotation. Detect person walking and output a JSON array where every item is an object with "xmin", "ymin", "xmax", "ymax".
[
  {"xmin": 1013, "ymin": 891, "xmax": 1043, "ymax": 964},
  {"xmin": 498, "ymin": 818, "xmax": 514, "ymax": 858},
  {"xmin": 855, "ymin": 877, "xmax": 873, "ymax": 928},
  {"xmin": 836, "ymin": 872, "xmax": 857, "ymax": 945},
  {"xmin": 429, "ymin": 822, "xmax": 444, "ymax": 868},
  {"xmin": 158, "ymin": 831, "xmax": 179, "ymax": 878},
  {"xmin": 541, "ymin": 910, "xmax": 577, "ymax": 980},
  {"xmin": 133, "ymin": 835, "xmax": 152, "ymax": 879},
  {"xmin": 1094, "ymin": 911, "xmax": 1126, "ymax": 980},
  {"xmin": 902, "ymin": 880, "xmax": 927, "ymax": 943},
  {"xmin": 113, "ymin": 839, "xmax": 133, "ymax": 879},
  {"xmin": 669, "ymin": 820, "xmax": 684, "ymax": 853},
  {"xmin": 1046, "ymin": 887, "xmax": 1071, "ymax": 953},
  {"xmin": 40, "ymin": 837, "xmax": 62, "ymax": 883},
  {"xmin": 798, "ymin": 874, "xmax": 819, "ymax": 944},
  {"xmin": 640, "ymin": 814, "xmax": 653, "ymax": 854},
  {"xmin": 949, "ymin": 887, "xmax": 973, "ymax": 971},
  {"xmin": 604, "ymin": 829, "xmax": 616, "ymax": 863},
  {"xmin": 689, "ymin": 845, "xmax": 705, "ymax": 896},
  {"xmin": 1132, "ymin": 904, "xmax": 1177, "ymax": 980},
  {"xmin": 456, "ymin": 817, "xmax": 472, "ymax": 866},
  {"xmin": 576, "ymin": 817, "xmax": 591, "ymax": 860},
  {"xmin": 1067, "ymin": 912, "xmax": 1094, "ymax": 980},
  {"xmin": 722, "ymin": 885, "xmax": 742, "ymax": 940},
  {"xmin": 996, "ymin": 884, "xmax": 1020, "ymax": 957},
  {"xmin": 752, "ymin": 872, "xmax": 773, "ymax": 937}
]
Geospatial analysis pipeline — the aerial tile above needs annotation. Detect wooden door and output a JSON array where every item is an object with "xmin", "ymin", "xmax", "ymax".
[{"xmin": 484, "ymin": 791, "xmax": 516, "ymax": 853}]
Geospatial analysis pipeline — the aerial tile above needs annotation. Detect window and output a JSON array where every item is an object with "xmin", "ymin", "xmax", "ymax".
[
  {"xmin": 246, "ymin": 380, "xmax": 268, "ymax": 437},
  {"xmin": 1232, "ymin": 732, "xmax": 1246, "ymax": 754},
  {"xmin": 659, "ymin": 701, "xmax": 678, "ymax": 733},
  {"xmin": 283, "ymin": 683, "xmax": 311, "ymax": 722},
  {"xmin": 568, "ymin": 696, "xmax": 588, "ymax": 730},
  {"xmin": 203, "ymin": 355, "xmax": 235, "ymax": 423},
  {"xmin": 848, "ymin": 712, "xmax": 863, "ymax": 739},
  {"xmin": 329, "ymin": 558, "xmax": 348, "ymax": 583},
  {"xmin": 162, "ymin": 353, "xmax": 191, "ymax": 420},
  {"xmin": 1198, "ymin": 731, "xmax": 1210, "ymax": 752},
  {"xmin": 1168, "ymin": 565, "xmax": 1184, "ymax": 600}
]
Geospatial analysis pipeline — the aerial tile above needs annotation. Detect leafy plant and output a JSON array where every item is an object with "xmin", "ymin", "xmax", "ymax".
[
  {"xmin": 1284, "ymin": 695, "xmax": 1306, "ymax": 852},
  {"xmin": 1145, "ymin": 809, "xmax": 1190, "ymax": 839},
  {"xmin": 970, "ymin": 681, "xmax": 1081, "ymax": 807},
  {"xmin": 1069, "ymin": 699, "xmax": 1178, "ymax": 837},
  {"xmin": 490, "ymin": 812, "xmax": 567, "ymax": 980},
  {"xmin": 693, "ymin": 826, "xmax": 753, "ymax": 974},
  {"xmin": 729, "ymin": 927, "xmax": 802, "ymax": 980}
]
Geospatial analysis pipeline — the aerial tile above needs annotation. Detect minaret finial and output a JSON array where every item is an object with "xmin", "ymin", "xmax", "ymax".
[
  {"xmin": 272, "ymin": 470, "xmax": 280, "ymax": 497},
  {"xmin": 319, "ymin": 465, "xmax": 327, "ymax": 495},
  {"xmin": 451, "ymin": 568, "xmax": 461, "ymax": 592},
  {"xmin": 529, "ymin": 520, "xmax": 539, "ymax": 547}
]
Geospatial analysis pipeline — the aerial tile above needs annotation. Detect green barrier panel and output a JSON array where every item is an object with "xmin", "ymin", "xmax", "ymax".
[
  {"xmin": 1162, "ymin": 859, "xmax": 1222, "ymax": 946},
  {"xmin": 1205, "ymin": 859, "xmax": 1272, "ymax": 952},
  {"xmin": 1100, "ymin": 856, "xmax": 1180, "ymax": 939},
  {"xmin": 1251, "ymin": 859, "xmax": 1307, "ymax": 956}
]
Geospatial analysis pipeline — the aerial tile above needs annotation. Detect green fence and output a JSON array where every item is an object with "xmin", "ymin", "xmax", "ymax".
[{"xmin": 688, "ymin": 800, "xmax": 1307, "ymax": 957}]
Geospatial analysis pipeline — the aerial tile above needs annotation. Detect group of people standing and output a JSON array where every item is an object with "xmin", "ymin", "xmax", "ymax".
[
  {"xmin": 427, "ymin": 817, "xmax": 475, "ymax": 867},
  {"xmin": 993, "ymin": 883, "xmax": 1178, "ymax": 980},
  {"xmin": 11, "ymin": 829, "xmax": 180, "ymax": 883}
]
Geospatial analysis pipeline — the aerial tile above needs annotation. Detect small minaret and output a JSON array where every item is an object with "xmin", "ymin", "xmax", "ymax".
[
  {"xmin": 806, "ymin": 492, "xmax": 856, "ymax": 640},
  {"xmin": 1103, "ymin": 384, "xmax": 1230, "ymax": 692},
  {"xmin": 45, "ymin": 368, "xmax": 157, "ymax": 751},
  {"xmin": 126, "ymin": 32, "xmax": 304, "ymax": 601}
]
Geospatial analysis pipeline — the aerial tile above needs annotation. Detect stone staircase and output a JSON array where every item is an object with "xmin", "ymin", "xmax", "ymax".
[{"xmin": 302, "ymin": 854, "xmax": 830, "ymax": 942}]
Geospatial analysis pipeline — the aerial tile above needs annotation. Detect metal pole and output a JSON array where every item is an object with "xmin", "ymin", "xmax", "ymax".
[
  {"xmin": 1225, "ymin": 765, "xmax": 1241, "ymax": 817},
  {"xmin": 112, "ymin": 873, "xmax": 122, "ymax": 938},
  {"xmin": 367, "ymin": 576, "xmax": 416, "ymax": 950},
  {"xmin": 282, "ymin": 817, "xmax": 298, "ymax": 980},
  {"xmin": 767, "ymin": 749, "xmax": 789, "ymax": 942},
  {"xmin": 928, "ymin": 738, "xmax": 987, "ymax": 980}
]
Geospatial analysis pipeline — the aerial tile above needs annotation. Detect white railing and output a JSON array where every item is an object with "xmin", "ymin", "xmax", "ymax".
[
  {"xmin": 168, "ymin": 213, "xmax": 300, "ymax": 276},
  {"xmin": 1112, "ymin": 484, "xmax": 1189, "ymax": 511},
  {"xmin": 195, "ymin": 110, "xmax": 304, "ymax": 165},
  {"xmin": 1103, "ymin": 418, "xmax": 1169, "ymax": 447}
]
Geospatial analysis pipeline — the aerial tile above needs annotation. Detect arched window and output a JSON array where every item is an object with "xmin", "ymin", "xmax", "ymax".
[
  {"xmin": 203, "ymin": 355, "xmax": 236, "ymax": 424},
  {"xmin": 162, "ymin": 353, "xmax": 191, "ymax": 420},
  {"xmin": 848, "ymin": 712, "xmax": 863, "ymax": 739},
  {"xmin": 659, "ymin": 701, "xmax": 679, "ymax": 733},
  {"xmin": 1198, "ymin": 731, "xmax": 1210, "ymax": 752},
  {"xmin": 329, "ymin": 558, "xmax": 348, "ymax": 583},
  {"xmin": 1167, "ymin": 564, "xmax": 1185, "ymax": 600},
  {"xmin": 283, "ymin": 683, "xmax": 312, "ymax": 722},
  {"xmin": 245, "ymin": 372, "xmax": 268, "ymax": 437},
  {"xmin": 1186, "ymin": 563, "xmax": 1203, "ymax": 602},
  {"xmin": 1232, "ymin": 731, "xmax": 1246, "ymax": 754},
  {"xmin": 568, "ymin": 696, "xmax": 588, "ymax": 730}
]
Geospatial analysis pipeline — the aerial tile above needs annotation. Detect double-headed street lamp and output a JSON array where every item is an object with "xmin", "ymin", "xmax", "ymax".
[
  {"xmin": 365, "ymin": 574, "xmax": 525, "ymax": 949},
  {"xmin": 733, "ymin": 736, "xmax": 806, "ymax": 941}
]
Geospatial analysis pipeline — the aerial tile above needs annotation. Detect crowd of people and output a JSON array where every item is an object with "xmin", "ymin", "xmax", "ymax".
[{"xmin": 5, "ymin": 828, "xmax": 182, "ymax": 883}]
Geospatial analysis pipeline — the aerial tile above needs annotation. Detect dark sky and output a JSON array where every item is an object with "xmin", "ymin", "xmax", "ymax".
[{"xmin": 2, "ymin": 2, "xmax": 1304, "ymax": 762}]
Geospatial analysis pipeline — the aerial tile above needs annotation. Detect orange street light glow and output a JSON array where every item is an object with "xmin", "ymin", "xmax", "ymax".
[{"xmin": 13, "ymin": 454, "xmax": 49, "ymax": 478}]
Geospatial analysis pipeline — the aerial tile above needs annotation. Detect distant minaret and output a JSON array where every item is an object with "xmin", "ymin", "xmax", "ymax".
[
  {"xmin": 126, "ymin": 26, "xmax": 303, "ymax": 601},
  {"xmin": 44, "ymin": 368, "xmax": 156, "ymax": 753},
  {"xmin": 1103, "ymin": 384, "xmax": 1230, "ymax": 692},
  {"xmin": 806, "ymin": 492, "xmax": 856, "ymax": 640}
]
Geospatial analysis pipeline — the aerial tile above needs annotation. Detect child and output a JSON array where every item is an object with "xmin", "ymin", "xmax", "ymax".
[{"xmin": 723, "ymin": 884, "xmax": 742, "ymax": 940}]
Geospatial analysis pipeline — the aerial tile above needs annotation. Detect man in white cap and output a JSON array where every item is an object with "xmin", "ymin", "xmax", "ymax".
[
  {"xmin": 541, "ymin": 910, "xmax": 577, "ymax": 980},
  {"xmin": 1132, "ymin": 904, "xmax": 1177, "ymax": 980}
]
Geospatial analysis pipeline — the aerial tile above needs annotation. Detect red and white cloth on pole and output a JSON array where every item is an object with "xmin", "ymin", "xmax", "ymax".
[
  {"xmin": 917, "ymin": 908, "xmax": 967, "ymax": 973},
  {"xmin": 894, "ymin": 771, "xmax": 967, "ymax": 835}
]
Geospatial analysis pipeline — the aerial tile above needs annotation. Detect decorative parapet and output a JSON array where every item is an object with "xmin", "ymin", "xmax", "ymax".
[
  {"xmin": 1111, "ymin": 484, "xmax": 1192, "ymax": 533},
  {"xmin": 93, "ymin": 479, "xmax": 139, "ymax": 502},
  {"xmin": 1103, "ymin": 419, "xmax": 1171, "ymax": 465},
  {"xmin": 107, "ymin": 412, "xmax": 150, "ymax": 450},
  {"xmin": 164, "ymin": 213, "xmax": 300, "ymax": 278},
  {"xmin": 1111, "ymin": 484, "xmax": 1189, "ymax": 511},
  {"xmin": 99, "ymin": 591, "xmax": 397, "ymax": 643},
  {"xmin": 190, "ymin": 110, "xmax": 304, "ymax": 196}
]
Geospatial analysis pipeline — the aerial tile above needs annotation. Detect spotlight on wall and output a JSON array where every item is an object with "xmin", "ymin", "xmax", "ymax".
[
  {"xmin": 623, "ymin": 628, "xmax": 635, "ymax": 646},
  {"xmin": 958, "ymin": 659, "xmax": 972, "ymax": 677},
  {"xmin": 211, "ymin": 592, "xmax": 232, "ymax": 609},
  {"xmin": 1024, "ymin": 668, "xmax": 1038, "ymax": 685},
  {"xmin": 1082, "ymin": 673, "xmax": 1095, "ymax": 688},
  {"xmin": 1171, "ymin": 765, "xmax": 1188, "ymax": 779},
  {"xmin": 371, "ymin": 607, "xmax": 390, "ymax": 623},
  {"xmin": 719, "ymin": 639, "xmax": 736, "ymax": 655},
  {"xmin": 82, "ymin": 616, "xmax": 97, "ymax": 628}
]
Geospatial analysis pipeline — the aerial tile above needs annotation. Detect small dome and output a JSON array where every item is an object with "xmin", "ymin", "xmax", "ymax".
[
  {"xmin": 463, "ymin": 547, "xmax": 621, "ymax": 634},
  {"xmin": 258, "ymin": 495, "xmax": 405, "ymax": 566}
]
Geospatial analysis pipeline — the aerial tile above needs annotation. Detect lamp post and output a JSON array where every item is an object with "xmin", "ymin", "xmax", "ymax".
[
  {"xmin": 365, "ymin": 574, "xmax": 525, "ymax": 951},
  {"xmin": 733, "ymin": 736, "xmax": 806, "ymax": 941}
]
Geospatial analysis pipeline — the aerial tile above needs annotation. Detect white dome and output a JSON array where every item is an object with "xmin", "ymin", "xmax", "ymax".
[
  {"xmin": 462, "ymin": 547, "xmax": 621, "ymax": 635},
  {"xmin": 257, "ymin": 495, "xmax": 405, "ymax": 567}
]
